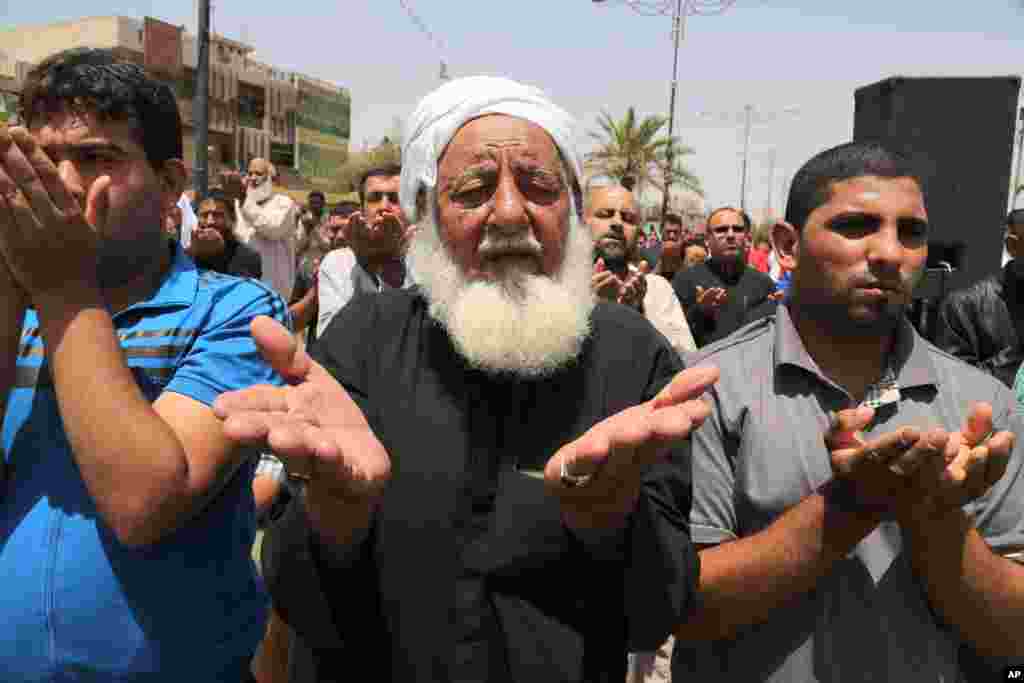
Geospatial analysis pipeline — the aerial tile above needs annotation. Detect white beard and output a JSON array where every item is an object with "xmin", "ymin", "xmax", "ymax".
[
  {"xmin": 406, "ymin": 200, "xmax": 597, "ymax": 379},
  {"xmin": 246, "ymin": 178, "xmax": 274, "ymax": 205}
]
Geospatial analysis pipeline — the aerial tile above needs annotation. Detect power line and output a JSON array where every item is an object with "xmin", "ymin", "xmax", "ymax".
[{"xmin": 398, "ymin": 0, "xmax": 450, "ymax": 80}]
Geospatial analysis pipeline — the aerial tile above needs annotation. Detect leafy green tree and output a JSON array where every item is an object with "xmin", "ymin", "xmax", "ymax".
[{"xmin": 587, "ymin": 107, "xmax": 701, "ymax": 201}]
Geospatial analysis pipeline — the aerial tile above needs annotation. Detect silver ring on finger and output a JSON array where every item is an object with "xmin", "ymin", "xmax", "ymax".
[{"xmin": 560, "ymin": 458, "xmax": 595, "ymax": 489}]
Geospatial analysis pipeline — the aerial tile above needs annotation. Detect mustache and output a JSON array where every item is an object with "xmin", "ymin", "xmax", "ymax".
[
  {"xmin": 850, "ymin": 273, "xmax": 912, "ymax": 291},
  {"xmin": 478, "ymin": 233, "xmax": 543, "ymax": 260},
  {"xmin": 600, "ymin": 227, "xmax": 625, "ymax": 242}
]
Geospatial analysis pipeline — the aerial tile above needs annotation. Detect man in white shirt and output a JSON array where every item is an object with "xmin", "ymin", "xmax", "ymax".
[
  {"xmin": 585, "ymin": 181, "xmax": 696, "ymax": 356},
  {"xmin": 235, "ymin": 158, "xmax": 300, "ymax": 300},
  {"xmin": 316, "ymin": 163, "xmax": 413, "ymax": 337}
]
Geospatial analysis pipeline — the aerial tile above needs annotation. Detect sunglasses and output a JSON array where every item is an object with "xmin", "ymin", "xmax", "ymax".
[{"xmin": 711, "ymin": 225, "xmax": 749, "ymax": 235}]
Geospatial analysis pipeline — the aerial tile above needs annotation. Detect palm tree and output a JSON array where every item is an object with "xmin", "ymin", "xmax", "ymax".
[
  {"xmin": 587, "ymin": 107, "xmax": 702, "ymax": 206},
  {"xmin": 654, "ymin": 138, "xmax": 703, "ymax": 198}
]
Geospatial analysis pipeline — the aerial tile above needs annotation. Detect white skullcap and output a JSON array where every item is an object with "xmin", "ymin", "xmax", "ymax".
[{"xmin": 400, "ymin": 76, "xmax": 582, "ymax": 223}]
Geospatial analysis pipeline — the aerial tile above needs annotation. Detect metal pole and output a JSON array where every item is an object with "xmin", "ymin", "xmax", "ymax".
[
  {"xmin": 1014, "ymin": 107, "xmax": 1024, "ymax": 204},
  {"xmin": 659, "ymin": 0, "xmax": 684, "ymax": 231},
  {"xmin": 194, "ymin": 0, "xmax": 211, "ymax": 198},
  {"xmin": 740, "ymin": 103, "xmax": 752, "ymax": 211}
]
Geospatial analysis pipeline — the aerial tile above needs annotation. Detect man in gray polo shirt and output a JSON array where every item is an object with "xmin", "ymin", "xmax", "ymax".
[{"xmin": 672, "ymin": 141, "xmax": 1024, "ymax": 681}]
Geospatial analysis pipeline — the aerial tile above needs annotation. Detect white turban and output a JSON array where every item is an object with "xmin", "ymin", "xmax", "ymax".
[{"xmin": 400, "ymin": 76, "xmax": 582, "ymax": 224}]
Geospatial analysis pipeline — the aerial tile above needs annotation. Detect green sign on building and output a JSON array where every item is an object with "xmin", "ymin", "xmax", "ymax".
[
  {"xmin": 295, "ymin": 85, "xmax": 351, "ymax": 188},
  {"xmin": 0, "ymin": 92, "xmax": 17, "ymax": 123}
]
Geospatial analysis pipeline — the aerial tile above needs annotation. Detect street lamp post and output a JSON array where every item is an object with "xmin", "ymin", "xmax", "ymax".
[
  {"xmin": 591, "ymin": 0, "xmax": 735, "ymax": 231},
  {"xmin": 194, "ymin": 0, "xmax": 211, "ymax": 198},
  {"xmin": 661, "ymin": 0, "xmax": 684, "ymax": 229}
]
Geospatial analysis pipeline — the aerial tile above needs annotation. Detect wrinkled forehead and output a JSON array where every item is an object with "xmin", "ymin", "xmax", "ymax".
[
  {"xmin": 248, "ymin": 160, "xmax": 269, "ymax": 174},
  {"xmin": 438, "ymin": 114, "xmax": 565, "ymax": 176}
]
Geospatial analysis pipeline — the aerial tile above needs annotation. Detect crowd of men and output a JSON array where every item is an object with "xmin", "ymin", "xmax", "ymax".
[{"xmin": 0, "ymin": 47, "xmax": 1021, "ymax": 683}]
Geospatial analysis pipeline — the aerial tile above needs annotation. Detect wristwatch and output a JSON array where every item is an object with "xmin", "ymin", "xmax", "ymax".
[{"xmin": 818, "ymin": 478, "xmax": 891, "ymax": 516}]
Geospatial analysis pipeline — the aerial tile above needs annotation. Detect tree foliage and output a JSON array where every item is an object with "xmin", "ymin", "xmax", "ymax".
[
  {"xmin": 587, "ymin": 107, "xmax": 702, "ymax": 198},
  {"xmin": 322, "ymin": 137, "xmax": 401, "ymax": 195}
]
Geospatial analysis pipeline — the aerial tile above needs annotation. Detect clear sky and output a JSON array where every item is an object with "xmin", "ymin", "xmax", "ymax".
[{"xmin": 5, "ymin": 0, "xmax": 1024, "ymax": 213}]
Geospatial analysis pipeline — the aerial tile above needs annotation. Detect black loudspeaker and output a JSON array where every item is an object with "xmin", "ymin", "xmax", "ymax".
[{"xmin": 853, "ymin": 76, "xmax": 1021, "ymax": 303}]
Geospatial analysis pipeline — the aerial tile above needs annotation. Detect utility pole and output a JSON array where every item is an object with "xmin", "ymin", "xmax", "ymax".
[
  {"xmin": 695, "ymin": 104, "xmax": 799, "ymax": 210},
  {"xmin": 1014, "ymin": 106, "xmax": 1024, "ymax": 205},
  {"xmin": 739, "ymin": 104, "xmax": 753, "ymax": 212},
  {"xmin": 764, "ymin": 147, "xmax": 777, "ymax": 216},
  {"xmin": 194, "ymin": 0, "xmax": 211, "ymax": 198}
]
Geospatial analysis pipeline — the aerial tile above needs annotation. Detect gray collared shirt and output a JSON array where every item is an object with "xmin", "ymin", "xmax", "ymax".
[{"xmin": 675, "ymin": 304, "xmax": 1024, "ymax": 682}]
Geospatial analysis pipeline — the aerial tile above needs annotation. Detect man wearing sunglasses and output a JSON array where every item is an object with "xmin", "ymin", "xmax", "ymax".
[
  {"xmin": 672, "ymin": 206, "xmax": 776, "ymax": 347},
  {"xmin": 316, "ymin": 163, "xmax": 414, "ymax": 336}
]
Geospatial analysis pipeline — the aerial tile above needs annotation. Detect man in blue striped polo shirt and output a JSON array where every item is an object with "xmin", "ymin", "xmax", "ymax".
[{"xmin": 0, "ymin": 48, "xmax": 286, "ymax": 681}]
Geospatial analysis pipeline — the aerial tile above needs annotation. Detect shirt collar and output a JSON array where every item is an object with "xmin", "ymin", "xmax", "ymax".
[
  {"xmin": 115, "ymin": 242, "xmax": 198, "ymax": 317},
  {"xmin": 773, "ymin": 302, "xmax": 939, "ymax": 392}
]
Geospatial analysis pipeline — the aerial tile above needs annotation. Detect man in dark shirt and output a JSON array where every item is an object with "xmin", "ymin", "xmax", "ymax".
[
  {"xmin": 188, "ymin": 190, "xmax": 262, "ymax": 279},
  {"xmin": 215, "ymin": 75, "xmax": 713, "ymax": 682},
  {"xmin": 934, "ymin": 208, "xmax": 1024, "ymax": 387},
  {"xmin": 672, "ymin": 206, "xmax": 776, "ymax": 347}
]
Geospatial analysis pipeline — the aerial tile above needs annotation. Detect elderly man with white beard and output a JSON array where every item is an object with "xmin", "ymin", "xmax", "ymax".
[
  {"xmin": 214, "ymin": 76, "xmax": 716, "ymax": 683},
  {"xmin": 234, "ymin": 158, "xmax": 301, "ymax": 300}
]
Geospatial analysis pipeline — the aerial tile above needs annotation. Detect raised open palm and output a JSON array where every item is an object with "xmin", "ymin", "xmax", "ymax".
[{"xmin": 213, "ymin": 316, "xmax": 391, "ymax": 501}]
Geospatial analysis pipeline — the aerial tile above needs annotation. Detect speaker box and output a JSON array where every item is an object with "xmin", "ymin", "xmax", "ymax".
[{"xmin": 853, "ymin": 76, "xmax": 1021, "ymax": 302}]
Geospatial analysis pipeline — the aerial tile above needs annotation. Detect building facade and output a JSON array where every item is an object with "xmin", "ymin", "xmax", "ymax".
[{"xmin": 0, "ymin": 15, "xmax": 350, "ymax": 192}]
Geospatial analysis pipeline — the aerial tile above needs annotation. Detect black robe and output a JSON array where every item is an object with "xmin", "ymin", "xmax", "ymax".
[{"xmin": 261, "ymin": 290, "xmax": 699, "ymax": 682}]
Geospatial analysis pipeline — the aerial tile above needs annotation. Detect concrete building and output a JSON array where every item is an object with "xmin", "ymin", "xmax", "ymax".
[{"xmin": 0, "ymin": 15, "xmax": 350, "ymax": 194}]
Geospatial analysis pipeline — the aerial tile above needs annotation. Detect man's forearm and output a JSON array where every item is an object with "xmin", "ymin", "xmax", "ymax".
[
  {"xmin": 675, "ymin": 493, "xmax": 881, "ymax": 642},
  {"xmin": 0, "ymin": 285, "xmax": 26, "ymax": 427},
  {"xmin": 35, "ymin": 290, "xmax": 192, "ymax": 546},
  {"xmin": 289, "ymin": 289, "xmax": 317, "ymax": 333},
  {"xmin": 903, "ymin": 508, "xmax": 1024, "ymax": 658}
]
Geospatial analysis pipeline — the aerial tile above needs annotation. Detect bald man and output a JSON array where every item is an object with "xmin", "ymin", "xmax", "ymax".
[
  {"xmin": 235, "ymin": 158, "xmax": 301, "ymax": 300},
  {"xmin": 586, "ymin": 183, "xmax": 696, "ymax": 356}
]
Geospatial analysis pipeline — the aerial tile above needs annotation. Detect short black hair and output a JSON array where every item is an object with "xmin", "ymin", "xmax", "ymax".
[
  {"xmin": 683, "ymin": 237, "xmax": 707, "ymax": 251},
  {"xmin": 707, "ymin": 206, "xmax": 751, "ymax": 231},
  {"xmin": 199, "ymin": 189, "xmax": 236, "ymax": 222},
  {"xmin": 784, "ymin": 141, "xmax": 923, "ymax": 231},
  {"xmin": 332, "ymin": 201, "xmax": 360, "ymax": 217},
  {"xmin": 1007, "ymin": 208, "xmax": 1024, "ymax": 227},
  {"xmin": 308, "ymin": 190, "xmax": 326, "ymax": 201},
  {"xmin": 19, "ymin": 47, "xmax": 183, "ymax": 169},
  {"xmin": 358, "ymin": 163, "xmax": 402, "ymax": 206},
  {"xmin": 663, "ymin": 213, "xmax": 683, "ymax": 227}
]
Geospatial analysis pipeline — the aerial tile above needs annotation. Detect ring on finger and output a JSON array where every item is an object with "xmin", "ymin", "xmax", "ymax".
[{"xmin": 560, "ymin": 457, "xmax": 595, "ymax": 489}]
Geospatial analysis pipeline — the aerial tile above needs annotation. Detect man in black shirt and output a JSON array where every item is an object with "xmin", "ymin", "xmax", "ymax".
[
  {"xmin": 187, "ymin": 190, "xmax": 262, "ymax": 279},
  {"xmin": 215, "ymin": 76, "xmax": 714, "ymax": 682},
  {"xmin": 934, "ymin": 208, "xmax": 1024, "ymax": 387},
  {"xmin": 672, "ymin": 206, "xmax": 776, "ymax": 347}
]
